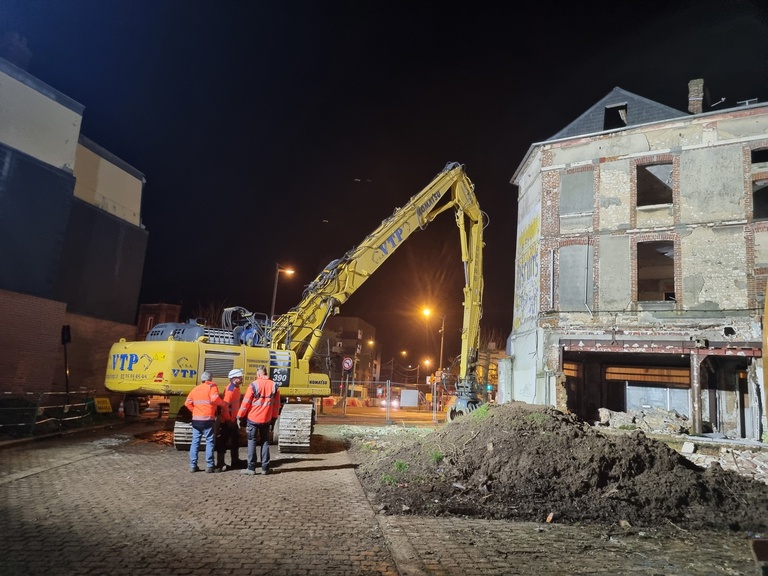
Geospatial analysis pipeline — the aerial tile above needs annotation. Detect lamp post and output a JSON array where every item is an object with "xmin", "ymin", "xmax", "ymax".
[
  {"xmin": 270, "ymin": 263, "xmax": 294, "ymax": 323},
  {"xmin": 366, "ymin": 339, "xmax": 376, "ymax": 382},
  {"xmin": 437, "ymin": 315, "xmax": 445, "ymax": 373},
  {"xmin": 422, "ymin": 309, "xmax": 446, "ymax": 371},
  {"xmin": 423, "ymin": 308, "xmax": 445, "ymax": 424}
]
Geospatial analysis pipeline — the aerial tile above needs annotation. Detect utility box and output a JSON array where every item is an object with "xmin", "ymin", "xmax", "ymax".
[{"xmin": 400, "ymin": 389, "xmax": 419, "ymax": 408}]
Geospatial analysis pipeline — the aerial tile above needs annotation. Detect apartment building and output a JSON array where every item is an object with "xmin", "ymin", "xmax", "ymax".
[
  {"xmin": 322, "ymin": 316, "xmax": 378, "ymax": 393},
  {"xmin": 506, "ymin": 79, "xmax": 767, "ymax": 441}
]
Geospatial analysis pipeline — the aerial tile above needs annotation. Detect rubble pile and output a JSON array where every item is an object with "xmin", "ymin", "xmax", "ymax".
[{"xmin": 597, "ymin": 407, "xmax": 692, "ymax": 434}]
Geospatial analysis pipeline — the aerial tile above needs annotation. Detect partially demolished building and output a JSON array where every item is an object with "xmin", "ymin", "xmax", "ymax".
[{"xmin": 507, "ymin": 79, "xmax": 767, "ymax": 441}]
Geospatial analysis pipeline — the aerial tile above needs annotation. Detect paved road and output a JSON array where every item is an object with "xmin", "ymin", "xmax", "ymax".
[{"xmin": 0, "ymin": 415, "xmax": 762, "ymax": 576}]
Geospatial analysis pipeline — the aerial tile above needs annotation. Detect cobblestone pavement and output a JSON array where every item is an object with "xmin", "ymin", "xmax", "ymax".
[{"xmin": 0, "ymin": 417, "xmax": 763, "ymax": 576}]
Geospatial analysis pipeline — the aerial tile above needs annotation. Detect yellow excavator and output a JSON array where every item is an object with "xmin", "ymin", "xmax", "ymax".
[{"xmin": 105, "ymin": 161, "xmax": 486, "ymax": 451}]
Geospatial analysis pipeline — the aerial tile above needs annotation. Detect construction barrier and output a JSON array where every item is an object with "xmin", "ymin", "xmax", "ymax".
[{"xmin": 0, "ymin": 390, "xmax": 97, "ymax": 438}]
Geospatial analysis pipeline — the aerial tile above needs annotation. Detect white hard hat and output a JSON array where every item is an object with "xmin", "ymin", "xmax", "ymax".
[{"xmin": 228, "ymin": 368, "xmax": 244, "ymax": 379}]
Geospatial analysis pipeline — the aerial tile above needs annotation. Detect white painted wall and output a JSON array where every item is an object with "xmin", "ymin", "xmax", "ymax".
[
  {"xmin": 73, "ymin": 144, "xmax": 143, "ymax": 226},
  {"xmin": 0, "ymin": 64, "xmax": 82, "ymax": 171}
]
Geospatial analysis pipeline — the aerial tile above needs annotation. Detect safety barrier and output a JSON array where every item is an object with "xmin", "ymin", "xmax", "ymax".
[{"xmin": 0, "ymin": 390, "xmax": 98, "ymax": 438}]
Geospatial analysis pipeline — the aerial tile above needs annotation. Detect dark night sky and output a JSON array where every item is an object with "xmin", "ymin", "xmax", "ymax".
[{"xmin": 2, "ymin": 1, "xmax": 768, "ymax": 366}]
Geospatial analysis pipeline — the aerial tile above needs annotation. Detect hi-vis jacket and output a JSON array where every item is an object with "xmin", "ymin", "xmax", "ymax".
[
  {"xmin": 221, "ymin": 381, "xmax": 242, "ymax": 423},
  {"xmin": 184, "ymin": 380, "xmax": 225, "ymax": 421},
  {"xmin": 237, "ymin": 375, "xmax": 280, "ymax": 425}
]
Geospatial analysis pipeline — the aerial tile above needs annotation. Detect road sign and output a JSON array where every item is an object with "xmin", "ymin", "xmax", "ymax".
[{"xmin": 342, "ymin": 356, "xmax": 353, "ymax": 371}]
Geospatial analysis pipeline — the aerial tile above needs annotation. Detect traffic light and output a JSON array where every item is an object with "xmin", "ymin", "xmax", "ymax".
[{"xmin": 485, "ymin": 384, "xmax": 493, "ymax": 391}]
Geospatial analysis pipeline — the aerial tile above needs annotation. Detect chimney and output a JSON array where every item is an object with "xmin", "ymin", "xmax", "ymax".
[{"xmin": 688, "ymin": 78, "xmax": 705, "ymax": 114}]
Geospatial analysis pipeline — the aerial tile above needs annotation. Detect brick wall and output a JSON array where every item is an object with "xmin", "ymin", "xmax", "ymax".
[
  {"xmin": 0, "ymin": 289, "xmax": 137, "ymax": 400},
  {"xmin": 55, "ymin": 312, "xmax": 138, "ymax": 400},
  {"xmin": 0, "ymin": 290, "xmax": 65, "ymax": 395}
]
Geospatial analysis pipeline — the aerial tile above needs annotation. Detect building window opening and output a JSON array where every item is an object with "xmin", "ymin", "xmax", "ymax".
[
  {"xmin": 753, "ymin": 178, "xmax": 768, "ymax": 220},
  {"xmin": 604, "ymin": 103, "xmax": 628, "ymax": 130},
  {"xmin": 751, "ymin": 148, "xmax": 768, "ymax": 167},
  {"xmin": 637, "ymin": 163, "xmax": 673, "ymax": 206},
  {"xmin": 637, "ymin": 241, "xmax": 675, "ymax": 301}
]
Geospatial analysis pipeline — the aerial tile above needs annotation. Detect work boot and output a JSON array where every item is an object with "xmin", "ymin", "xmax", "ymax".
[
  {"xmin": 205, "ymin": 467, "xmax": 217, "ymax": 473},
  {"xmin": 242, "ymin": 469, "xmax": 256, "ymax": 476}
]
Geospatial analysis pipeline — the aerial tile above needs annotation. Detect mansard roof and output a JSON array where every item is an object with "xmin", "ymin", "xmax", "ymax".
[{"xmin": 549, "ymin": 87, "xmax": 687, "ymax": 141}]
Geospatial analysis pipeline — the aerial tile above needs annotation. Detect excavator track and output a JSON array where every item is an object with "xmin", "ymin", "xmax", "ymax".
[
  {"xmin": 276, "ymin": 403, "xmax": 314, "ymax": 453},
  {"xmin": 172, "ymin": 420, "xmax": 210, "ymax": 451}
]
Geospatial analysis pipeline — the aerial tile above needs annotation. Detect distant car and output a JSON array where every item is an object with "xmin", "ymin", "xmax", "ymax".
[{"xmin": 378, "ymin": 397, "xmax": 399, "ymax": 409}]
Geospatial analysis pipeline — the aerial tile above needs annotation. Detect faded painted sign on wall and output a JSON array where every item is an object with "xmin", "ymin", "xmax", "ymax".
[{"xmin": 514, "ymin": 212, "xmax": 540, "ymax": 331}]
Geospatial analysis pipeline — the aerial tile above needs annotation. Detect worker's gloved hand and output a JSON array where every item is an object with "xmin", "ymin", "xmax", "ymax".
[
  {"xmin": 270, "ymin": 417, "xmax": 277, "ymax": 428},
  {"xmin": 238, "ymin": 417, "xmax": 247, "ymax": 428}
]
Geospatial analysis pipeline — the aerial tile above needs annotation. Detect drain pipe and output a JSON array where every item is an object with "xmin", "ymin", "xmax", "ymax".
[{"xmin": 584, "ymin": 242, "xmax": 593, "ymax": 316}]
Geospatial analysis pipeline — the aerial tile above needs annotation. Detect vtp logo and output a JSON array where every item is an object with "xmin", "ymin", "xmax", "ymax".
[
  {"xmin": 378, "ymin": 227, "xmax": 404, "ymax": 256},
  {"xmin": 110, "ymin": 354, "xmax": 195, "ymax": 379},
  {"xmin": 111, "ymin": 353, "xmax": 140, "ymax": 370}
]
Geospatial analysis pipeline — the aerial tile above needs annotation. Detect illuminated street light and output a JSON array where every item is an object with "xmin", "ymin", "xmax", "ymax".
[
  {"xmin": 422, "ymin": 308, "xmax": 446, "ymax": 372},
  {"xmin": 365, "ymin": 339, "xmax": 376, "ymax": 381},
  {"xmin": 423, "ymin": 309, "xmax": 444, "ymax": 424},
  {"xmin": 270, "ymin": 263, "xmax": 294, "ymax": 323}
]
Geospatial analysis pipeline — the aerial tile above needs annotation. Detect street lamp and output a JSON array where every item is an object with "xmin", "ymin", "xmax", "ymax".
[
  {"xmin": 366, "ymin": 339, "xmax": 376, "ymax": 381},
  {"xmin": 270, "ymin": 263, "xmax": 294, "ymax": 323},
  {"xmin": 423, "ymin": 308, "xmax": 445, "ymax": 424},
  {"xmin": 422, "ymin": 309, "xmax": 446, "ymax": 371}
]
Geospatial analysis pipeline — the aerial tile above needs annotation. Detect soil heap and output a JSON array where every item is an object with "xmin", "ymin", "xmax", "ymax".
[{"xmin": 348, "ymin": 402, "xmax": 768, "ymax": 531}]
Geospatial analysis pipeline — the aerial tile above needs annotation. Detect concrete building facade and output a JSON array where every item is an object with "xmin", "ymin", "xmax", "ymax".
[
  {"xmin": 506, "ymin": 79, "xmax": 767, "ymax": 442},
  {"xmin": 0, "ymin": 48, "xmax": 147, "ymax": 402}
]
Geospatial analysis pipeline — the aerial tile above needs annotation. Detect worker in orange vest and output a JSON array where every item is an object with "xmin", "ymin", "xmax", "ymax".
[
  {"xmin": 238, "ymin": 365, "xmax": 280, "ymax": 475},
  {"xmin": 216, "ymin": 368, "xmax": 244, "ymax": 471},
  {"xmin": 184, "ymin": 371, "xmax": 226, "ymax": 473}
]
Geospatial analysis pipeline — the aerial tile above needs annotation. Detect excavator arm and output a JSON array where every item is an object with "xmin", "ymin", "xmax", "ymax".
[{"xmin": 269, "ymin": 161, "xmax": 485, "ymax": 387}]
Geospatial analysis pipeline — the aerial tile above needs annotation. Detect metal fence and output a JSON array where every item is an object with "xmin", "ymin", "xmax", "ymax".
[
  {"xmin": 327, "ymin": 378, "xmax": 450, "ymax": 410},
  {"xmin": 0, "ymin": 390, "xmax": 98, "ymax": 438}
]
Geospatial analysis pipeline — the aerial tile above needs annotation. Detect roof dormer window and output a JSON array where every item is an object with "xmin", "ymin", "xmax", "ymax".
[{"xmin": 603, "ymin": 103, "xmax": 628, "ymax": 130}]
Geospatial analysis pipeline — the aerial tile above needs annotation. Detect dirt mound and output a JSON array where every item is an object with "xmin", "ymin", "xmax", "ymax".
[{"xmin": 348, "ymin": 402, "xmax": 768, "ymax": 531}]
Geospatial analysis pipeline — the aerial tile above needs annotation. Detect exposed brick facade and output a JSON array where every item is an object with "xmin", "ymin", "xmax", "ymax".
[{"xmin": 0, "ymin": 289, "xmax": 136, "ymax": 401}]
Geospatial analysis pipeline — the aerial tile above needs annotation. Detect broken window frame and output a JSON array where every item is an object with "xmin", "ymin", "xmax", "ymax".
[
  {"xmin": 636, "ymin": 162, "xmax": 674, "ymax": 207},
  {"xmin": 751, "ymin": 148, "xmax": 768, "ymax": 220},
  {"xmin": 635, "ymin": 240, "xmax": 676, "ymax": 303},
  {"xmin": 603, "ymin": 103, "xmax": 628, "ymax": 131}
]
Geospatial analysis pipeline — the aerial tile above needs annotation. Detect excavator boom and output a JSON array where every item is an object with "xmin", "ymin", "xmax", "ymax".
[
  {"xmin": 270, "ymin": 161, "xmax": 485, "ymax": 387},
  {"xmin": 105, "ymin": 161, "xmax": 486, "ymax": 454}
]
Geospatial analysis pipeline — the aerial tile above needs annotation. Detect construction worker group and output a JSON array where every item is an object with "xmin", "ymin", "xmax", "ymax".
[{"xmin": 183, "ymin": 365, "xmax": 280, "ymax": 475}]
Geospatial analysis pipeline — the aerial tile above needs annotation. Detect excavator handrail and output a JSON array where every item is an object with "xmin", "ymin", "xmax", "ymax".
[{"xmin": 269, "ymin": 162, "xmax": 485, "ymax": 385}]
